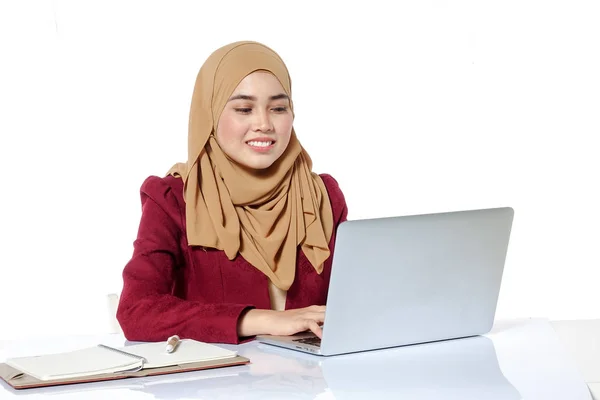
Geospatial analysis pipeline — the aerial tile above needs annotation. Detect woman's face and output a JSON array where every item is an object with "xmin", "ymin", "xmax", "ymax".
[{"xmin": 215, "ymin": 71, "xmax": 294, "ymax": 170}]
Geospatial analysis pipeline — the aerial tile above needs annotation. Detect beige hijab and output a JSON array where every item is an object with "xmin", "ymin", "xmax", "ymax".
[{"xmin": 167, "ymin": 41, "xmax": 334, "ymax": 291}]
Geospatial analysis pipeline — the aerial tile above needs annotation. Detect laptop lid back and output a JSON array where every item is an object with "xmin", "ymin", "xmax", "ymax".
[{"xmin": 320, "ymin": 207, "xmax": 514, "ymax": 356}]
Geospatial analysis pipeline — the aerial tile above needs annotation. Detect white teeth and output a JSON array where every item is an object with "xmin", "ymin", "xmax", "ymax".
[{"xmin": 247, "ymin": 141, "xmax": 273, "ymax": 147}]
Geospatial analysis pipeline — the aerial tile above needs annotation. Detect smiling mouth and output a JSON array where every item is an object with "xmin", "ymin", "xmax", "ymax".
[{"xmin": 246, "ymin": 140, "xmax": 275, "ymax": 148}]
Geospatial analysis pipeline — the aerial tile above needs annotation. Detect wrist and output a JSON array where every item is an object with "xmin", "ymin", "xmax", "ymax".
[{"xmin": 237, "ymin": 308, "xmax": 276, "ymax": 337}]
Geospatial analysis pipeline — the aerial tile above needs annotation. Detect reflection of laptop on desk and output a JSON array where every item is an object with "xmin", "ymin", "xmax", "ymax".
[
  {"xmin": 258, "ymin": 207, "xmax": 514, "ymax": 356},
  {"xmin": 322, "ymin": 335, "xmax": 522, "ymax": 399}
]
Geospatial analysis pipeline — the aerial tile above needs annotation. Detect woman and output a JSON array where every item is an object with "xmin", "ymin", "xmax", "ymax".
[{"xmin": 116, "ymin": 41, "xmax": 348, "ymax": 344}]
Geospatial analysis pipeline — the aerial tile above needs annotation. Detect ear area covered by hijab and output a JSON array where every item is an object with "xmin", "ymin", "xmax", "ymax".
[{"xmin": 167, "ymin": 41, "xmax": 333, "ymax": 291}]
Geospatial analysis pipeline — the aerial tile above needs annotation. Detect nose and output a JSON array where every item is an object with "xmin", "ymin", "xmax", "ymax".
[{"xmin": 252, "ymin": 109, "xmax": 274, "ymax": 132}]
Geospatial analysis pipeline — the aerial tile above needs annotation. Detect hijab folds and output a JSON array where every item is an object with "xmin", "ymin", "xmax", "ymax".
[{"xmin": 168, "ymin": 41, "xmax": 334, "ymax": 291}]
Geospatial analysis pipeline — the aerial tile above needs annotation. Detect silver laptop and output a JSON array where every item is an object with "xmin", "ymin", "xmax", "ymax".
[{"xmin": 258, "ymin": 207, "xmax": 514, "ymax": 356}]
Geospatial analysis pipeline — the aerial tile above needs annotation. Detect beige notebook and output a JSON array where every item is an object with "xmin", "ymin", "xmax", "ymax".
[{"xmin": 5, "ymin": 339, "xmax": 237, "ymax": 382}]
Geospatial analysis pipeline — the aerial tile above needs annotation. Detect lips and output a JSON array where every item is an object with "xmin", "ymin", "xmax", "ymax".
[
  {"xmin": 246, "ymin": 137, "xmax": 276, "ymax": 147},
  {"xmin": 247, "ymin": 140, "xmax": 273, "ymax": 146},
  {"xmin": 246, "ymin": 139, "xmax": 276, "ymax": 152}
]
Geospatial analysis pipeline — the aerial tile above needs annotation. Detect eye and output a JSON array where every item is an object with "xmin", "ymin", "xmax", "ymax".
[
  {"xmin": 234, "ymin": 108, "xmax": 252, "ymax": 114},
  {"xmin": 272, "ymin": 106, "xmax": 288, "ymax": 113}
]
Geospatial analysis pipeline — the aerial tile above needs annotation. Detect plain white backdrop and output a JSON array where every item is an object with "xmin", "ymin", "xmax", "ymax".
[{"xmin": 0, "ymin": 0, "xmax": 598, "ymax": 340}]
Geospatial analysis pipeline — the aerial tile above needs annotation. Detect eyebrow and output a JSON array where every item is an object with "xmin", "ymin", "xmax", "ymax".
[{"xmin": 227, "ymin": 93, "xmax": 289, "ymax": 102}]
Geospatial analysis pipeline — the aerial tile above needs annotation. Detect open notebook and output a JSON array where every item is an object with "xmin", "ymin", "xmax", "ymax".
[{"xmin": 1, "ymin": 339, "xmax": 248, "ymax": 388}]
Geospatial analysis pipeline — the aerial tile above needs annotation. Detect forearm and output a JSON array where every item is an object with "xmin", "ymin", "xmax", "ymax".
[
  {"xmin": 237, "ymin": 308, "xmax": 277, "ymax": 337},
  {"xmin": 117, "ymin": 291, "xmax": 252, "ymax": 344},
  {"xmin": 237, "ymin": 305, "xmax": 326, "ymax": 339}
]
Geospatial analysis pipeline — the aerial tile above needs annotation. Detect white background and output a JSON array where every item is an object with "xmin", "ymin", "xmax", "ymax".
[{"xmin": 0, "ymin": 0, "xmax": 598, "ymax": 340}]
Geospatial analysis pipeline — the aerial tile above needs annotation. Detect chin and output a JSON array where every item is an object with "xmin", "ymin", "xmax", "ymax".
[
  {"xmin": 242, "ymin": 159, "xmax": 277, "ymax": 170},
  {"xmin": 237, "ymin": 149, "xmax": 283, "ymax": 170}
]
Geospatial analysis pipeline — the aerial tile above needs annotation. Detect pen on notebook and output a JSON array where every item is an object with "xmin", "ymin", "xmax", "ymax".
[{"xmin": 166, "ymin": 335, "xmax": 181, "ymax": 353}]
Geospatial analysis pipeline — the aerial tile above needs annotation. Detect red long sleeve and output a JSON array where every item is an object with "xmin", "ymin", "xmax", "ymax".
[
  {"xmin": 116, "ymin": 177, "xmax": 254, "ymax": 344},
  {"xmin": 117, "ymin": 174, "xmax": 348, "ymax": 344}
]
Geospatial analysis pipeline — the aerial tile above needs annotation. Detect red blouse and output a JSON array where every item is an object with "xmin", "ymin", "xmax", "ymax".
[{"xmin": 116, "ymin": 174, "xmax": 348, "ymax": 344}]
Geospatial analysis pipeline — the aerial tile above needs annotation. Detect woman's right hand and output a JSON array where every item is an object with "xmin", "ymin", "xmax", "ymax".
[{"xmin": 237, "ymin": 305, "xmax": 326, "ymax": 339}]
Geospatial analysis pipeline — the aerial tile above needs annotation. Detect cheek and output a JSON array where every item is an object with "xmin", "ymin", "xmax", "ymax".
[
  {"xmin": 276, "ymin": 115, "xmax": 294, "ymax": 140},
  {"xmin": 216, "ymin": 113, "xmax": 247, "ymax": 143}
]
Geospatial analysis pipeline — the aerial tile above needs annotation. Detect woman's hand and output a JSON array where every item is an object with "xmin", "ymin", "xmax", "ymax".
[{"xmin": 237, "ymin": 305, "xmax": 325, "ymax": 339}]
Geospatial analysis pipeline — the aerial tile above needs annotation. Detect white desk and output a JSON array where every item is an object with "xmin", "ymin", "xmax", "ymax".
[
  {"xmin": 551, "ymin": 319, "xmax": 600, "ymax": 400},
  {"xmin": 0, "ymin": 319, "xmax": 594, "ymax": 399}
]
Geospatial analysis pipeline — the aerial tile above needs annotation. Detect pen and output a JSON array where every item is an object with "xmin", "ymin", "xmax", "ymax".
[{"xmin": 166, "ymin": 335, "xmax": 181, "ymax": 353}]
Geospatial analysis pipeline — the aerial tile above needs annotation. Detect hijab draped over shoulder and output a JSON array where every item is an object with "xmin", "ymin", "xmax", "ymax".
[{"xmin": 167, "ymin": 41, "xmax": 334, "ymax": 291}]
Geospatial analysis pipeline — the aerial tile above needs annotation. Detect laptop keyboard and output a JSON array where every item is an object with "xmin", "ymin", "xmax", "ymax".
[{"xmin": 292, "ymin": 336, "xmax": 322, "ymax": 347}]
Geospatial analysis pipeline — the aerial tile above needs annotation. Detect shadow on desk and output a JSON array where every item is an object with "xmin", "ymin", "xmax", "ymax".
[{"xmin": 1, "ymin": 335, "xmax": 522, "ymax": 400}]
